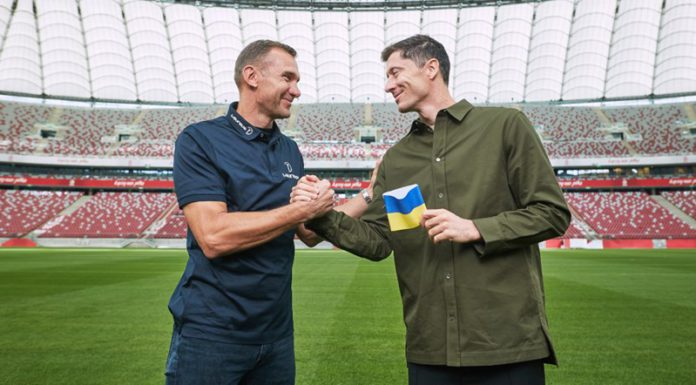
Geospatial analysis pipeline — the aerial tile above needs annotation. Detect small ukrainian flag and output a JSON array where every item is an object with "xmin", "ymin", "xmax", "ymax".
[{"xmin": 383, "ymin": 184, "xmax": 426, "ymax": 231}]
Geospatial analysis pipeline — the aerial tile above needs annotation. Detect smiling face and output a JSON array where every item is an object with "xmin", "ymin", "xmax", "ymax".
[
  {"xmin": 384, "ymin": 51, "xmax": 432, "ymax": 114},
  {"xmin": 255, "ymin": 48, "xmax": 301, "ymax": 120}
]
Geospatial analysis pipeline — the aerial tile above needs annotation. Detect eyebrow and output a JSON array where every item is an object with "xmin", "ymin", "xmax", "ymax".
[
  {"xmin": 282, "ymin": 71, "xmax": 299, "ymax": 81},
  {"xmin": 386, "ymin": 66, "xmax": 403, "ymax": 76}
]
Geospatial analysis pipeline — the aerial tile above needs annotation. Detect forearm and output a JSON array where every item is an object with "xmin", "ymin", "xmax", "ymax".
[
  {"xmin": 307, "ymin": 211, "xmax": 392, "ymax": 261},
  {"xmin": 334, "ymin": 194, "xmax": 368, "ymax": 217},
  {"xmin": 472, "ymin": 200, "xmax": 570, "ymax": 256},
  {"xmin": 297, "ymin": 195, "xmax": 368, "ymax": 248},
  {"xmin": 196, "ymin": 202, "xmax": 311, "ymax": 258}
]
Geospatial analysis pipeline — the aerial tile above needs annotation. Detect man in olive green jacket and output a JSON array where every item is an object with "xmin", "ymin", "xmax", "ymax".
[{"xmin": 295, "ymin": 35, "xmax": 570, "ymax": 385}]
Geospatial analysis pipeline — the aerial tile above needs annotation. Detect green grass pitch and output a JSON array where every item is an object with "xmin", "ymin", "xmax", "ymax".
[{"xmin": 0, "ymin": 248, "xmax": 695, "ymax": 385}]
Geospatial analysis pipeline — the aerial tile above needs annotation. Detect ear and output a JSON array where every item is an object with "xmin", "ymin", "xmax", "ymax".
[
  {"xmin": 424, "ymin": 58, "xmax": 440, "ymax": 82},
  {"xmin": 242, "ymin": 65, "xmax": 259, "ymax": 89}
]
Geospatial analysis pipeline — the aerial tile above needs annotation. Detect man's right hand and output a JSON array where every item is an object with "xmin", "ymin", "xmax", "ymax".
[
  {"xmin": 292, "ymin": 175, "xmax": 335, "ymax": 220},
  {"xmin": 291, "ymin": 175, "xmax": 323, "ymax": 203}
]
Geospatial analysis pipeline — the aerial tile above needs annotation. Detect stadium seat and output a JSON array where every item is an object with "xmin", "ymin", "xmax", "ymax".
[
  {"xmin": 566, "ymin": 191, "xmax": 696, "ymax": 239},
  {"xmin": 0, "ymin": 189, "xmax": 82, "ymax": 237},
  {"xmin": 40, "ymin": 192, "xmax": 175, "ymax": 238}
]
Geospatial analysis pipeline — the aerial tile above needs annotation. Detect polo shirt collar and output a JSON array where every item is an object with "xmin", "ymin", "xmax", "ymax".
[{"xmin": 226, "ymin": 102, "xmax": 280, "ymax": 142}]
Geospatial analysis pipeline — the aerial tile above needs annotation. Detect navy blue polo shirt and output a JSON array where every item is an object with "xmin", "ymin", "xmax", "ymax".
[{"xmin": 169, "ymin": 102, "xmax": 304, "ymax": 344}]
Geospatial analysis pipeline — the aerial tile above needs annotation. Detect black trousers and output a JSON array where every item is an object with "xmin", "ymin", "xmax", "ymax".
[{"xmin": 407, "ymin": 360, "xmax": 545, "ymax": 385}]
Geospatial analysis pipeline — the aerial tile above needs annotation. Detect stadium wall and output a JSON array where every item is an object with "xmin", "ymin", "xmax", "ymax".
[{"xmin": 543, "ymin": 239, "xmax": 696, "ymax": 249}]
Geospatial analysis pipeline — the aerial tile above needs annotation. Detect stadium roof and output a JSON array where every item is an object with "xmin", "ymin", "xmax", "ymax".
[
  {"xmin": 158, "ymin": 0, "xmax": 540, "ymax": 10},
  {"xmin": 2, "ymin": 0, "xmax": 694, "ymax": 104}
]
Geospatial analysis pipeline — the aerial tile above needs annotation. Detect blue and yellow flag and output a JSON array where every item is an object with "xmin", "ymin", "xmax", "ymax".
[{"xmin": 383, "ymin": 184, "xmax": 426, "ymax": 231}]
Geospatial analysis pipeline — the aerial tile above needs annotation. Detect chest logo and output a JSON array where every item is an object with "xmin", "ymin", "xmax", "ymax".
[{"xmin": 282, "ymin": 161, "xmax": 298, "ymax": 180}]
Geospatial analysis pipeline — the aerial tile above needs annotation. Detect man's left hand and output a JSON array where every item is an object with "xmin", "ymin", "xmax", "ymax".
[{"xmin": 421, "ymin": 209, "xmax": 481, "ymax": 244}]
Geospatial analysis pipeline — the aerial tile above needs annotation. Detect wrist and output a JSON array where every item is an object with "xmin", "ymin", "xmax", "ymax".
[
  {"xmin": 360, "ymin": 189, "xmax": 373, "ymax": 204},
  {"xmin": 290, "ymin": 200, "xmax": 315, "ymax": 222}
]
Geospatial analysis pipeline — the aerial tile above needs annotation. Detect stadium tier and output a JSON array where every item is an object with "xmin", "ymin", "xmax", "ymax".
[
  {"xmin": 2, "ymin": 189, "xmax": 694, "ymax": 242},
  {"xmin": 565, "ymin": 192, "xmax": 696, "ymax": 239},
  {"xmin": 0, "ymin": 1, "xmax": 694, "ymax": 248},
  {"xmin": 1, "ymin": 100, "xmax": 694, "ymax": 160},
  {"xmin": 558, "ymin": 216, "xmax": 587, "ymax": 239},
  {"xmin": 153, "ymin": 207, "xmax": 187, "ymax": 239},
  {"xmin": 111, "ymin": 107, "xmax": 220, "ymax": 157},
  {"xmin": 293, "ymin": 104, "xmax": 363, "ymax": 142},
  {"xmin": 661, "ymin": 191, "xmax": 696, "ymax": 219},
  {"xmin": 37, "ymin": 191, "xmax": 175, "ymax": 238},
  {"xmin": 522, "ymin": 105, "xmax": 605, "ymax": 142},
  {"xmin": 0, "ymin": 189, "xmax": 82, "ymax": 237},
  {"xmin": 603, "ymin": 104, "xmax": 695, "ymax": 155},
  {"xmin": 370, "ymin": 104, "xmax": 417, "ymax": 142}
]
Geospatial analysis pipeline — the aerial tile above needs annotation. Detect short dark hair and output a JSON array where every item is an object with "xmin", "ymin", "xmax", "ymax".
[
  {"xmin": 381, "ymin": 34, "xmax": 450, "ymax": 85},
  {"xmin": 234, "ymin": 40, "xmax": 297, "ymax": 87}
]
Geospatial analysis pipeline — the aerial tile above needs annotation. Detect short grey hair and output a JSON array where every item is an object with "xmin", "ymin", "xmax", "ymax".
[{"xmin": 234, "ymin": 40, "xmax": 297, "ymax": 87}]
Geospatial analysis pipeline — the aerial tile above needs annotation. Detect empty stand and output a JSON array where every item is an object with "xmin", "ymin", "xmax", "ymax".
[
  {"xmin": 559, "ymin": 216, "xmax": 586, "ymax": 239},
  {"xmin": 112, "ymin": 106, "xmax": 217, "ymax": 157},
  {"xmin": 661, "ymin": 191, "xmax": 696, "ymax": 219},
  {"xmin": 603, "ymin": 104, "xmax": 695, "ymax": 155},
  {"xmin": 0, "ymin": 189, "xmax": 82, "ymax": 237},
  {"xmin": 0, "ymin": 100, "xmax": 694, "ymax": 159},
  {"xmin": 155, "ymin": 207, "xmax": 187, "ymax": 238},
  {"xmin": 566, "ymin": 191, "xmax": 696, "ymax": 239},
  {"xmin": 522, "ymin": 105, "xmax": 605, "ymax": 142},
  {"xmin": 40, "ymin": 192, "xmax": 175, "ymax": 238},
  {"xmin": 294, "ymin": 104, "xmax": 362, "ymax": 142},
  {"xmin": 371, "ymin": 104, "xmax": 417, "ymax": 143}
]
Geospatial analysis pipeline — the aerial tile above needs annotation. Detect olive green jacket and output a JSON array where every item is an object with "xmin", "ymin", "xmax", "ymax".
[{"xmin": 308, "ymin": 99, "xmax": 570, "ymax": 367}]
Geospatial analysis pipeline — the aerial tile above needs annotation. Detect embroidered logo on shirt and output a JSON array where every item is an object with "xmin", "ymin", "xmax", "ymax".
[
  {"xmin": 229, "ymin": 113, "xmax": 254, "ymax": 136},
  {"xmin": 282, "ymin": 161, "xmax": 298, "ymax": 180}
]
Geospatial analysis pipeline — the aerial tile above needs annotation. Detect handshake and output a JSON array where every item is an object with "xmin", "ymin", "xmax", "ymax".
[{"xmin": 290, "ymin": 175, "xmax": 336, "ymax": 220}]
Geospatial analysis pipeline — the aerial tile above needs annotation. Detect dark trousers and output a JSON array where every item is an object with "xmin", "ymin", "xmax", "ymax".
[
  {"xmin": 165, "ymin": 325, "xmax": 295, "ymax": 385},
  {"xmin": 408, "ymin": 360, "xmax": 545, "ymax": 385}
]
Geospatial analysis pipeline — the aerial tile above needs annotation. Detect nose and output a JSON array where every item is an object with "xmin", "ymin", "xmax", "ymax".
[
  {"xmin": 384, "ymin": 77, "xmax": 396, "ymax": 94},
  {"xmin": 289, "ymin": 82, "xmax": 301, "ymax": 99}
]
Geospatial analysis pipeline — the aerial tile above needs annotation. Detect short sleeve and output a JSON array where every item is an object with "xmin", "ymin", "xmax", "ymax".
[{"xmin": 173, "ymin": 128, "xmax": 227, "ymax": 208}]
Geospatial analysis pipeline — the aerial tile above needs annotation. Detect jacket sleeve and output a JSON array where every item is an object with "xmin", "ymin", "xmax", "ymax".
[
  {"xmin": 306, "ymin": 161, "xmax": 393, "ymax": 261},
  {"xmin": 472, "ymin": 110, "xmax": 571, "ymax": 257}
]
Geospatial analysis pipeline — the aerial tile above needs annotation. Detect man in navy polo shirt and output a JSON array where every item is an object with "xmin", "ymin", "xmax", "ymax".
[{"xmin": 164, "ymin": 41, "xmax": 345, "ymax": 385}]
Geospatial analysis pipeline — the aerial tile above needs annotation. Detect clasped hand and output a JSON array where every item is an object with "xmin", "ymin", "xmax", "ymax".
[{"xmin": 290, "ymin": 175, "xmax": 335, "ymax": 219}]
